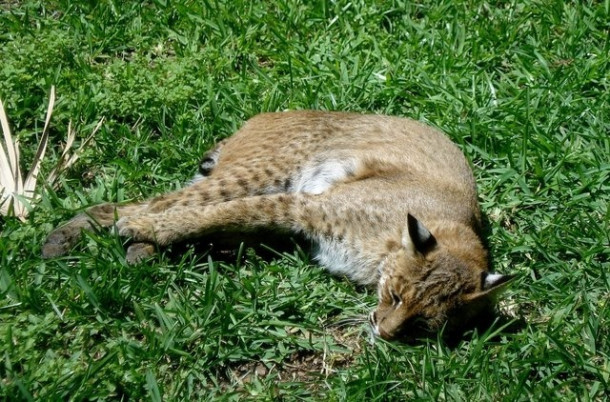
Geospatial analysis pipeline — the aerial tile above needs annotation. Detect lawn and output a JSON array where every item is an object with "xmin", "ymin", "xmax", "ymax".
[{"xmin": 1, "ymin": 0, "xmax": 608, "ymax": 400}]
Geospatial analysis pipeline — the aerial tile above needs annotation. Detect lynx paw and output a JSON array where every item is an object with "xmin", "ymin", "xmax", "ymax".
[
  {"xmin": 126, "ymin": 242, "xmax": 157, "ymax": 264},
  {"xmin": 42, "ymin": 219, "xmax": 93, "ymax": 258},
  {"xmin": 116, "ymin": 215, "xmax": 158, "ymax": 242},
  {"xmin": 42, "ymin": 228, "xmax": 74, "ymax": 258}
]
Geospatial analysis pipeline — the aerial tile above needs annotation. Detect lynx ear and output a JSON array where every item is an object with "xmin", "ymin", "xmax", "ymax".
[
  {"xmin": 402, "ymin": 213, "xmax": 436, "ymax": 254},
  {"xmin": 464, "ymin": 272, "xmax": 516, "ymax": 302},
  {"xmin": 483, "ymin": 272, "xmax": 515, "ymax": 291}
]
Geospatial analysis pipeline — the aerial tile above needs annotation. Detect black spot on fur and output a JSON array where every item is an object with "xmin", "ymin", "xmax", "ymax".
[
  {"xmin": 237, "ymin": 178, "xmax": 249, "ymax": 189},
  {"xmin": 198, "ymin": 156, "xmax": 216, "ymax": 176}
]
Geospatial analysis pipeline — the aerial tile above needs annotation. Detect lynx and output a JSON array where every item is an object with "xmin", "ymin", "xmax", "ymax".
[{"xmin": 43, "ymin": 111, "xmax": 512, "ymax": 341}]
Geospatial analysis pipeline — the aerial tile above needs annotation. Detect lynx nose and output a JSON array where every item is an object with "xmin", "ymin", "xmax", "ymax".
[{"xmin": 378, "ymin": 328, "xmax": 393, "ymax": 340}]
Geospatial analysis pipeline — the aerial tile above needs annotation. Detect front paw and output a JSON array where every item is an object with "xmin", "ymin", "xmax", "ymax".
[
  {"xmin": 126, "ymin": 242, "xmax": 157, "ymax": 264},
  {"xmin": 42, "ymin": 226, "xmax": 80, "ymax": 258},
  {"xmin": 42, "ymin": 218, "xmax": 94, "ymax": 258},
  {"xmin": 116, "ymin": 216, "xmax": 156, "ymax": 242}
]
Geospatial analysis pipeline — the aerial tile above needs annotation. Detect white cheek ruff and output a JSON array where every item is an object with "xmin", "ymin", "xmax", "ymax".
[
  {"xmin": 314, "ymin": 237, "xmax": 359, "ymax": 276},
  {"xmin": 375, "ymin": 255, "xmax": 391, "ymax": 297},
  {"xmin": 368, "ymin": 311, "xmax": 380, "ymax": 343},
  {"xmin": 311, "ymin": 237, "xmax": 379, "ymax": 286},
  {"xmin": 369, "ymin": 326, "xmax": 379, "ymax": 344}
]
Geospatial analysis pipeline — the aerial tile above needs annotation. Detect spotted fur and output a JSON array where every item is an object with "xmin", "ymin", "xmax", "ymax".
[{"xmin": 42, "ymin": 111, "xmax": 512, "ymax": 340}]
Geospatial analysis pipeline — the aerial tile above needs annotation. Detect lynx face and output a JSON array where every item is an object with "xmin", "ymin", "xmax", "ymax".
[{"xmin": 370, "ymin": 215, "xmax": 513, "ymax": 341}]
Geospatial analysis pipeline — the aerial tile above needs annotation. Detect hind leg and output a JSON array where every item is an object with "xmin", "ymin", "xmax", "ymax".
[
  {"xmin": 41, "ymin": 166, "xmax": 289, "ymax": 259},
  {"xmin": 40, "ymin": 183, "xmax": 212, "ymax": 259},
  {"xmin": 42, "ymin": 135, "xmax": 301, "ymax": 260},
  {"xmin": 115, "ymin": 193, "xmax": 311, "ymax": 246}
]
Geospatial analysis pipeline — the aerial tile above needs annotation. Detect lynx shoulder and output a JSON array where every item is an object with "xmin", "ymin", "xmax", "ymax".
[{"xmin": 43, "ymin": 111, "xmax": 513, "ymax": 340}]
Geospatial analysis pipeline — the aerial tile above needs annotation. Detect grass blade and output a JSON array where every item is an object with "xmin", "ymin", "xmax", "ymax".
[
  {"xmin": 146, "ymin": 369, "xmax": 162, "ymax": 402},
  {"xmin": 47, "ymin": 117, "xmax": 103, "ymax": 185},
  {"xmin": 0, "ymin": 98, "xmax": 19, "ymax": 214},
  {"xmin": 0, "ymin": 98, "xmax": 20, "ymax": 186},
  {"xmin": 23, "ymin": 86, "xmax": 55, "ymax": 199}
]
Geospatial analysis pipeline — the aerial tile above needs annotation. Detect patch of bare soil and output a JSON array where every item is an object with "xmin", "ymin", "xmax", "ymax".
[
  {"xmin": 1, "ymin": 1, "xmax": 21, "ymax": 10},
  {"xmin": 223, "ymin": 326, "xmax": 364, "ymax": 390}
]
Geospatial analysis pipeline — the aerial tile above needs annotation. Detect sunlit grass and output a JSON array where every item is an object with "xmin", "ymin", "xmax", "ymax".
[{"xmin": 1, "ymin": 0, "xmax": 608, "ymax": 400}]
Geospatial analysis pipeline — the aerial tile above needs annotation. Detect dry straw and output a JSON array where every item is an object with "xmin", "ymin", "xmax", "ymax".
[{"xmin": 0, "ymin": 86, "xmax": 103, "ymax": 221}]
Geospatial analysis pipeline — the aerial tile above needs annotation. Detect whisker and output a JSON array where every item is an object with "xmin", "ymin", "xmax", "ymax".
[{"xmin": 324, "ymin": 315, "xmax": 369, "ymax": 329}]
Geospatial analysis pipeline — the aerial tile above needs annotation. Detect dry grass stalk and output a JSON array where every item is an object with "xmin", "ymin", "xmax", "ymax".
[{"xmin": 0, "ymin": 86, "xmax": 103, "ymax": 221}]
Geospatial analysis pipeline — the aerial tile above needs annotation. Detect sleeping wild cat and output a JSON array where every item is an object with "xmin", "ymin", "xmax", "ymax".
[{"xmin": 42, "ymin": 111, "xmax": 513, "ymax": 341}]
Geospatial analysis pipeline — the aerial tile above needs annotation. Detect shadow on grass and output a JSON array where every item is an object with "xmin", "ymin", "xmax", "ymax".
[
  {"xmin": 392, "ymin": 308, "xmax": 528, "ymax": 348},
  {"xmin": 161, "ymin": 230, "xmax": 313, "ymax": 266},
  {"xmin": 449, "ymin": 310, "xmax": 527, "ymax": 348},
  {"xmin": 151, "ymin": 225, "xmax": 525, "ymax": 346}
]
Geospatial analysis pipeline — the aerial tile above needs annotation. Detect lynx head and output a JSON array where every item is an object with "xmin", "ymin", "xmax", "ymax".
[{"xmin": 370, "ymin": 214, "xmax": 513, "ymax": 341}]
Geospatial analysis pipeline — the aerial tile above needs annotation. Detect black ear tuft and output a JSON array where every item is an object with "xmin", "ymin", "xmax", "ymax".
[{"xmin": 405, "ymin": 213, "xmax": 436, "ymax": 254}]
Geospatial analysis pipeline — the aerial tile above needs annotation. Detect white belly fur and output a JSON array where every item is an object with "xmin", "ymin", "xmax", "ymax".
[
  {"xmin": 292, "ymin": 158, "xmax": 357, "ymax": 195},
  {"xmin": 293, "ymin": 157, "xmax": 379, "ymax": 285}
]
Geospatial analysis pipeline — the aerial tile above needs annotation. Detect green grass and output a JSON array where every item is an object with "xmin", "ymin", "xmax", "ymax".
[{"xmin": 1, "ymin": 0, "xmax": 609, "ymax": 400}]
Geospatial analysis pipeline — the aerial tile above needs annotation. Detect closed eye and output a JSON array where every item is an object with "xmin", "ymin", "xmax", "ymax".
[{"xmin": 391, "ymin": 290, "xmax": 402, "ymax": 307}]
